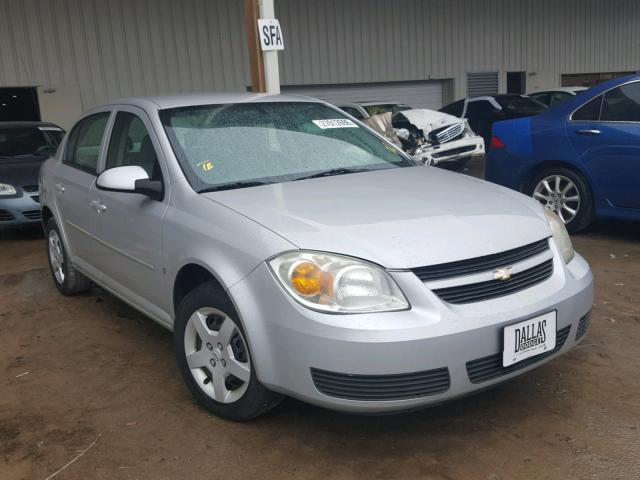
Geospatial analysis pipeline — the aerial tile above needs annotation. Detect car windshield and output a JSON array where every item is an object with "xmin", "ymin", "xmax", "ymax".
[
  {"xmin": 160, "ymin": 102, "xmax": 415, "ymax": 192},
  {"xmin": 363, "ymin": 104, "xmax": 411, "ymax": 116},
  {"xmin": 0, "ymin": 126, "xmax": 64, "ymax": 159},
  {"xmin": 496, "ymin": 96, "xmax": 548, "ymax": 114}
]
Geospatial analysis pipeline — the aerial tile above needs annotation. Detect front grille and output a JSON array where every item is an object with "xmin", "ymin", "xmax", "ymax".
[
  {"xmin": 22, "ymin": 185, "xmax": 39, "ymax": 193},
  {"xmin": 0, "ymin": 209, "xmax": 14, "ymax": 221},
  {"xmin": 431, "ymin": 122, "xmax": 465, "ymax": 144},
  {"xmin": 466, "ymin": 325, "xmax": 571, "ymax": 383},
  {"xmin": 22, "ymin": 210, "xmax": 42, "ymax": 220},
  {"xmin": 311, "ymin": 367, "xmax": 450, "ymax": 401},
  {"xmin": 575, "ymin": 312, "xmax": 591, "ymax": 340},
  {"xmin": 433, "ymin": 259, "xmax": 553, "ymax": 304},
  {"xmin": 432, "ymin": 144, "xmax": 477, "ymax": 159},
  {"xmin": 412, "ymin": 238, "xmax": 549, "ymax": 282}
]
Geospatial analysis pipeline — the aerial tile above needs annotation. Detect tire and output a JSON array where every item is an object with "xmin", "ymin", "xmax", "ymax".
[
  {"xmin": 526, "ymin": 167, "xmax": 594, "ymax": 233},
  {"xmin": 174, "ymin": 282, "xmax": 282, "ymax": 421},
  {"xmin": 45, "ymin": 218, "xmax": 92, "ymax": 295}
]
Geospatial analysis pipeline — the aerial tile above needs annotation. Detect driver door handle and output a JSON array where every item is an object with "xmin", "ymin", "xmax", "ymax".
[
  {"xmin": 90, "ymin": 200, "xmax": 107, "ymax": 213},
  {"xmin": 55, "ymin": 183, "xmax": 65, "ymax": 194},
  {"xmin": 576, "ymin": 129, "xmax": 601, "ymax": 136}
]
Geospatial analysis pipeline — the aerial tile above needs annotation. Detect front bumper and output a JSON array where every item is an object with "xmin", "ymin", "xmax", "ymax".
[
  {"xmin": 0, "ymin": 194, "xmax": 42, "ymax": 227},
  {"xmin": 229, "ymin": 244, "xmax": 592, "ymax": 413},
  {"xmin": 415, "ymin": 135, "xmax": 485, "ymax": 166}
]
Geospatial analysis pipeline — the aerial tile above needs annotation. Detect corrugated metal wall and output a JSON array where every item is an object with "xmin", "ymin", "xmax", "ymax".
[
  {"xmin": 0, "ymin": 0, "xmax": 248, "ymax": 110},
  {"xmin": 277, "ymin": 0, "xmax": 640, "ymax": 94},
  {"xmin": 1, "ymin": 0, "xmax": 639, "ymax": 113}
]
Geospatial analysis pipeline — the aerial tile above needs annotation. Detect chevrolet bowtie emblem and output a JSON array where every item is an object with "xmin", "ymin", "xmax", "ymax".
[{"xmin": 493, "ymin": 267, "xmax": 513, "ymax": 281}]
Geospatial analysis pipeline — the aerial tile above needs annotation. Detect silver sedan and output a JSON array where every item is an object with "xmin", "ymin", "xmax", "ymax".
[{"xmin": 40, "ymin": 94, "xmax": 593, "ymax": 420}]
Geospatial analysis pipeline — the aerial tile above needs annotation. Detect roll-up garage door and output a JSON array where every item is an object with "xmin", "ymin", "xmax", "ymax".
[
  {"xmin": 282, "ymin": 80, "xmax": 446, "ymax": 110},
  {"xmin": 467, "ymin": 72, "xmax": 499, "ymax": 97}
]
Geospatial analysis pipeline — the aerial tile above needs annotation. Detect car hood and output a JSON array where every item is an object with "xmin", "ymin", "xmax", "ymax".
[
  {"xmin": 398, "ymin": 109, "xmax": 462, "ymax": 133},
  {"xmin": 204, "ymin": 167, "xmax": 550, "ymax": 269},
  {"xmin": 0, "ymin": 157, "xmax": 45, "ymax": 186}
]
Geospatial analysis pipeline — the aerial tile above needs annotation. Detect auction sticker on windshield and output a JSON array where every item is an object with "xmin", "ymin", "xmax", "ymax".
[
  {"xmin": 312, "ymin": 119, "xmax": 358, "ymax": 129},
  {"xmin": 503, "ymin": 311, "xmax": 556, "ymax": 367}
]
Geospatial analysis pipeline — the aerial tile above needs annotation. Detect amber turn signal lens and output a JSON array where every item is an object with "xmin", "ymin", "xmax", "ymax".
[{"xmin": 290, "ymin": 261, "xmax": 333, "ymax": 297}]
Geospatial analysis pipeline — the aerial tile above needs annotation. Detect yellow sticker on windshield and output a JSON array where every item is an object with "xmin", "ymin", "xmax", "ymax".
[{"xmin": 197, "ymin": 160, "xmax": 214, "ymax": 172}]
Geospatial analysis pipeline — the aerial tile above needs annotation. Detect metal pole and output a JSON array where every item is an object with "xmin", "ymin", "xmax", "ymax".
[{"xmin": 258, "ymin": 0, "xmax": 280, "ymax": 94}]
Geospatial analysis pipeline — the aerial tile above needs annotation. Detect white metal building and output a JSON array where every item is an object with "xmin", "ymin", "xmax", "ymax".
[{"xmin": 0, "ymin": 0, "xmax": 638, "ymax": 128}]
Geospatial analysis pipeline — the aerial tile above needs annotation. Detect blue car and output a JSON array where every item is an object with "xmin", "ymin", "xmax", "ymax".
[{"xmin": 486, "ymin": 74, "xmax": 640, "ymax": 232}]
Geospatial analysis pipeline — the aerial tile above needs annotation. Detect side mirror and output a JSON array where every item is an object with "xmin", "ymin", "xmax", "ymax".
[{"xmin": 96, "ymin": 166, "xmax": 163, "ymax": 201}]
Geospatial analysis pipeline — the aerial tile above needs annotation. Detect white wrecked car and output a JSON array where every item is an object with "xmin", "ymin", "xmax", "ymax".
[{"xmin": 364, "ymin": 109, "xmax": 485, "ymax": 169}]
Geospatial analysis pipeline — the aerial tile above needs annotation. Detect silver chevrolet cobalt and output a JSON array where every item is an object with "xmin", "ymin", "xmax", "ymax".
[{"xmin": 40, "ymin": 94, "xmax": 593, "ymax": 421}]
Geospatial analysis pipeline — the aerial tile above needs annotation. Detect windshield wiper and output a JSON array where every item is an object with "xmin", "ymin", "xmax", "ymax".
[
  {"xmin": 198, "ymin": 180, "xmax": 268, "ymax": 193},
  {"xmin": 295, "ymin": 167, "xmax": 371, "ymax": 181}
]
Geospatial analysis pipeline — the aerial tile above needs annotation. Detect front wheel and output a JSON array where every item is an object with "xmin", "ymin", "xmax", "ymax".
[
  {"xmin": 174, "ymin": 282, "xmax": 282, "ymax": 421},
  {"xmin": 527, "ymin": 167, "xmax": 594, "ymax": 233}
]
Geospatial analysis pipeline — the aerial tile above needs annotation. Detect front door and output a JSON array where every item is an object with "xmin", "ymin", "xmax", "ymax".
[
  {"xmin": 91, "ymin": 107, "xmax": 170, "ymax": 320},
  {"xmin": 54, "ymin": 112, "xmax": 111, "ymax": 271},
  {"xmin": 569, "ymin": 81, "xmax": 640, "ymax": 209}
]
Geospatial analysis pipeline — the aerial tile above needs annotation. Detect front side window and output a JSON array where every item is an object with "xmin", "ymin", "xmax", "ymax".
[
  {"xmin": 601, "ymin": 82, "xmax": 640, "ymax": 122},
  {"xmin": 0, "ymin": 126, "xmax": 63, "ymax": 160},
  {"xmin": 572, "ymin": 95, "xmax": 603, "ymax": 121},
  {"xmin": 160, "ymin": 102, "xmax": 414, "ymax": 192},
  {"xmin": 106, "ymin": 112, "xmax": 162, "ymax": 181},
  {"xmin": 64, "ymin": 113, "xmax": 110, "ymax": 174},
  {"xmin": 549, "ymin": 92, "xmax": 572, "ymax": 106}
]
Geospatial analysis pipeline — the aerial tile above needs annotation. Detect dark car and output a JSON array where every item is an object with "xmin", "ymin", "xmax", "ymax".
[
  {"xmin": 440, "ymin": 94, "xmax": 548, "ymax": 145},
  {"xmin": 0, "ymin": 122, "xmax": 64, "ymax": 227},
  {"xmin": 486, "ymin": 74, "xmax": 640, "ymax": 232}
]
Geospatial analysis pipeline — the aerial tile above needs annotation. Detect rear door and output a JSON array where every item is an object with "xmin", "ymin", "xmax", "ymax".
[
  {"xmin": 568, "ymin": 81, "xmax": 640, "ymax": 209},
  {"xmin": 91, "ymin": 107, "xmax": 170, "ymax": 318},
  {"xmin": 53, "ymin": 111, "xmax": 111, "ymax": 271}
]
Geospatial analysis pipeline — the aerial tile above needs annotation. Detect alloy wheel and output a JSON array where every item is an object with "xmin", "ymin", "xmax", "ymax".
[
  {"xmin": 533, "ymin": 174, "xmax": 581, "ymax": 224},
  {"xmin": 48, "ymin": 229, "xmax": 65, "ymax": 284},
  {"xmin": 183, "ymin": 307, "xmax": 251, "ymax": 404}
]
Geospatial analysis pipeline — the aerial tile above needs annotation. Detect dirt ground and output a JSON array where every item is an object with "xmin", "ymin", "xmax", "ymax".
[{"xmin": 1, "ymin": 159, "xmax": 639, "ymax": 480}]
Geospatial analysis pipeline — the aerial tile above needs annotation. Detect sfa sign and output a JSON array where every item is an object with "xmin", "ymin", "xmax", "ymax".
[{"xmin": 258, "ymin": 18, "xmax": 284, "ymax": 51}]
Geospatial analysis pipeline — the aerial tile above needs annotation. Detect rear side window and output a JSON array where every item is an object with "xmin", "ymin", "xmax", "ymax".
[
  {"xmin": 64, "ymin": 113, "xmax": 110, "ymax": 174},
  {"xmin": 601, "ymin": 82, "xmax": 640, "ymax": 122},
  {"xmin": 572, "ymin": 96, "xmax": 602, "ymax": 121}
]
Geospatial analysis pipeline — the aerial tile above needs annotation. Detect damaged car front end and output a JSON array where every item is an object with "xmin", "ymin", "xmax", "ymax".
[{"xmin": 365, "ymin": 109, "xmax": 485, "ymax": 168}]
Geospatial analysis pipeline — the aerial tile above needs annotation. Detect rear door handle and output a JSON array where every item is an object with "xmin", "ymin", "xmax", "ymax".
[{"xmin": 576, "ymin": 129, "xmax": 601, "ymax": 136}]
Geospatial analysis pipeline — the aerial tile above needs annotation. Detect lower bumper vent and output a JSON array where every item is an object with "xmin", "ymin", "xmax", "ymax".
[
  {"xmin": 575, "ymin": 312, "xmax": 591, "ymax": 341},
  {"xmin": 466, "ymin": 325, "xmax": 571, "ymax": 384},
  {"xmin": 311, "ymin": 367, "xmax": 450, "ymax": 401}
]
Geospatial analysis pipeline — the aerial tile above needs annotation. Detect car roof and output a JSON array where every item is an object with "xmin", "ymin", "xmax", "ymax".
[
  {"xmin": 0, "ymin": 121, "xmax": 63, "ymax": 129},
  {"xmin": 529, "ymin": 87, "xmax": 588, "ymax": 94},
  {"xmin": 355, "ymin": 101, "xmax": 408, "ymax": 106},
  {"xmin": 93, "ymin": 92, "xmax": 325, "ymax": 111}
]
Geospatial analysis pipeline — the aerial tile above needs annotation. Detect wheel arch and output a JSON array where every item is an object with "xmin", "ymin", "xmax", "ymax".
[
  {"xmin": 41, "ymin": 205, "xmax": 54, "ymax": 230},
  {"xmin": 173, "ymin": 262, "xmax": 230, "ymax": 317},
  {"xmin": 522, "ymin": 160, "xmax": 593, "ymax": 193}
]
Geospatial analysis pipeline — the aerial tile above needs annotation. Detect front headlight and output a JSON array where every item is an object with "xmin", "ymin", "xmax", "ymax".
[
  {"xmin": 0, "ymin": 183, "xmax": 16, "ymax": 196},
  {"xmin": 268, "ymin": 251, "xmax": 409, "ymax": 314},
  {"xmin": 544, "ymin": 208, "xmax": 574, "ymax": 263}
]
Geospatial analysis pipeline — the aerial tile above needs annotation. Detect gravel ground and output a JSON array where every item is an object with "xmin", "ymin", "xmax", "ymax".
[{"xmin": 1, "ymin": 158, "xmax": 639, "ymax": 479}]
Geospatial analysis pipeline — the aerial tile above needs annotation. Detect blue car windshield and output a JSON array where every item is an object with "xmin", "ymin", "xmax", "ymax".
[
  {"xmin": 0, "ymin": 127, "xmax": 64, "ymax": 160},
  {"xmin": 160, "ymin": 102, "xmax": 415, "ymax": 192}
]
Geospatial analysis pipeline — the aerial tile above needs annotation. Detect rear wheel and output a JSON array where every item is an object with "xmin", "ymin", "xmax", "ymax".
[
  {"xmin": 45, "ymin": 218, "xmax": 92, "ymax": 295},
  {"xmin": 527, "ymin": 167, "xmax": 594, "ymax": 233},
  {"xmin": 174, "ymin": 282, "xmax": 282, "ymax": 421}
]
